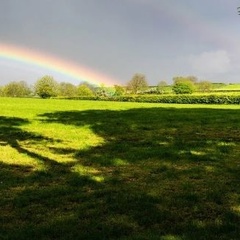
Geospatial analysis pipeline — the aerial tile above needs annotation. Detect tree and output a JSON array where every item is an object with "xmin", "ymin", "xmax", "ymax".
[
  {"xmin": 172, "ymin": 82, "xmax": 194, "ymax": 94},
  {"xmin": 3, "ymin": 81, "xmax": 31, "ymax": 97},
  {"xmin": 197, "ymin": 81, "xmax": 213, "ymax": 92},
  {"xmin": 59, "ymin": 82, "xmax": 78, "ymax": 97},
  {"xmin": 127, "ymin": 73, "xmax": 148, "ymax": 94},
  {"xmin": 172, "ymin": 77, "xmax": 195, "ymax": 94},
  {"xmin": 95, "ymin": 83, "xmax": 107, "ymax": 97},
  {"xmin": 114, "ymin": 85, "xmax": 125, "ymax": 96},
  {"xmin": 187, "ymin": 76, "xmax": 198, "ymax": 84},
  {"xmin": 0, "ymin": 86, "xmax": 5, "ymax": 97},
  {"xmin": 173, "ymin": 76, "xmax": 198, "ymax": 85},
  {"xmin": 34, "ymin": 75, "xmax": 59, "ymax": 98},
  {"xmin": 79, "ymin": 81, "xmax": 97, "ymax": 92},
  {"xmin": 157, "ymin": 81, "xmax": 167, "ymax": 94},
  {"xmin": 78, "ymin": 83, "xmax": 95, "ymax": 97}
]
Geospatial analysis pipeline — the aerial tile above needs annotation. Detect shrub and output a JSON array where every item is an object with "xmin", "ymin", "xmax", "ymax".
[
  {"xmin": 172, "ymin": 81, "xmax": 195, "ymax": 94},
  {"xmin": 35, "ymin": 75, "xmax": 58, "ymax": 98},
  {"xmin": 62, "ymin": 93, "xmax": 240, "ymax": 105}
]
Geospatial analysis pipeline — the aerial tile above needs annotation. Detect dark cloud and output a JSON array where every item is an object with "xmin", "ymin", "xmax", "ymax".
[{"xmin": 0, "ymin": 0, "xmax": 240, "ymax": 84}]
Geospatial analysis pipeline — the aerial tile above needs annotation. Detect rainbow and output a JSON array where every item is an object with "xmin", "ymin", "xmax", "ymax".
[{"xmin": 0, "ymin": 43, "xmax": 119, "ymax": 86}]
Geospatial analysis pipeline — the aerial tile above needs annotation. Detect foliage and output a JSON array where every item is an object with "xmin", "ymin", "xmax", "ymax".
[
  {"xmin": 197, "ymin": 81, "xmax": 213, "ymax": 92},
  {"xmin": 78, "ymin": 83, "xmax": 95, "ymax": 97},
  {"xmin": 157, "ymin": 80, "xmax": 167, "ymax": 93},
  {"xmin": 59, "ymin": 82, "xmax": 78, "ymax": 97},
  {"xmin": 114, "ymin": 84, "xmax": 125, "ymax": 96},
  {"xmin": 173, "ymin": 76, "xmax": 198, "ymax": 84},
  {"xmin": 34, "ymin": 75, "xmax": 59, "ymax": 98},
  {"xmin": 0, "ymin": 86, "xmax": 4, "ymax": 96},
  {"xmin": 95, "ymin": 84, "xmax": 115, "ymax": 97},
  {"xmin": 64, "ymin": 93, "xmax": 240, "ymax": 104},
  {"xmin": 79, "ymin": 81, "xmax": 97, "ymax": 92},
  {"xmin": 3, "ymin": 81, "xmax": 31, "ymax": 97},
  {"xmin": 186, "ymin": 75, "xmax": 198, "ymax": 84},
  {"xmin": 0, "ymin": 98, "xmax": 240, "ymax": 239},
  {"xmin": 172, "ymin": 77, "xmax": 196, "ymax": 94},
  {"xmin": 127, "ymin": 73, "xmax": 148, "ymax": 94},
  {"xmin": 72, "ymin": 93, "xmax": 240, "ymax": 105},
  {"xmin": 137, "ymin": 94, "xmax": 240, "ymax": 104},
  {"xmin": 172, "ymin": 82, "xmax": 195, "ymax": 94}
]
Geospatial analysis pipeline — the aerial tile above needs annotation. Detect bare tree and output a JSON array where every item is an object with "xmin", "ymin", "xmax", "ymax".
[{"xmin": 127, "ymin": 73, "xmax": 148, "ymax": 94}]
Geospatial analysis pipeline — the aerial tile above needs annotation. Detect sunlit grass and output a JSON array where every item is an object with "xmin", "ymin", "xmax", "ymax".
[
  {"xmin": 71, "ymin": 164, "xmax": 105, "ymax": 182},
  {"xmin": 0, "ymin": 145, "xmax": 46, "ymax": 170}
]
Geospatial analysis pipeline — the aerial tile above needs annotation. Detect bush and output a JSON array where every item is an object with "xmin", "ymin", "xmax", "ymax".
[
  {"xmin": 62, "ymin": 93, "xmax": 240, "ymax": 105},
  {"xmin": 77, "ymin": 84, "xmax": 95, "ymax": 97},
  {"xmin": 3, "ymin": 81, "xmax": 31, "ymax": 97},
  {"xmin": 35, "ymin": 75, "xmax": 58, "ymax": 98},
  {"xmin": 172, "ymin": 81, "xmax": 195, "ymax": 94}
]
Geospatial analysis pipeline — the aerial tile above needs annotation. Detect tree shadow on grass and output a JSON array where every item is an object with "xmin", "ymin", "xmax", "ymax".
[
  {"xmin": 39, "ymin": 107, "xmax": 240, "ymax": 239},
  {"xmin": 0, "ymin": 116, "xmax": 106, "ymax": 239},
  {"xmin": 1, "ymin": 108, "xmax": 240, "ymax": 239},
  {"xmin": 40, "ymin": 108, "xmax": 240, "ymax": 166},
  {"xmin": 0, "ymin": 116, "xmax": 65, "ymax": 170}
]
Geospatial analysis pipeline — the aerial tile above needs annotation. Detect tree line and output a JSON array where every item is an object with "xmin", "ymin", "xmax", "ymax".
[{"xmin": 0, "ymin": 74, "xmax": 214, "ymax": 98}]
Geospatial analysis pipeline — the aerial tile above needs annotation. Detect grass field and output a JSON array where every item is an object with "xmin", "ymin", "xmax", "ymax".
[
  {"xmin": 212, "ymin": 83, "xmax": 240, "ymax": 92},
  {"xmin": 1, "ymin": 98, "xmax": 240, "ymax": 240}
]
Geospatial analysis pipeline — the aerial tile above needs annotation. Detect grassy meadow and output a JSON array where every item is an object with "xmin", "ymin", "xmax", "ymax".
[
  {"xmin": 214, "ymin": 84, "xmax": 240, "ymax": 91},
  {"xmin": 0, "ymin": 97, "xmax": 240, "ymax": 240}
]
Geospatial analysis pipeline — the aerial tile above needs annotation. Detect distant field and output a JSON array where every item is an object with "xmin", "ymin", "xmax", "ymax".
[
  {"xmin": 162, "ymin": 83, "xmax": 240, "ymax": 93},
  {"xmin": 213, "ymin": 83, "xmax": 240, "ymax": 91},
  {"xmin": 1, "ymin": 98, "xmax": 240, "ymax": 240}
]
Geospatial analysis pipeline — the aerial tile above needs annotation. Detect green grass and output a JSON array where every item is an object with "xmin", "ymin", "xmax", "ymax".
[
  {"xmin": 213, "ymin": 83, "xmax": 240, "ymax": 91},
  {"xmin": 1, "ymin": 97, "xmax": 240, "ymax": 240}
]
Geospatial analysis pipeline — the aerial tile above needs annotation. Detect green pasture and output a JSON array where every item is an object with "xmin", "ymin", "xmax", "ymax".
[
  {"xmin": 0, "ymin": 98, "xmax": 240, "ymax": 239},
  {"xmin": 213, "ymin": 83, "xmax": 240, "ymax": 91}
]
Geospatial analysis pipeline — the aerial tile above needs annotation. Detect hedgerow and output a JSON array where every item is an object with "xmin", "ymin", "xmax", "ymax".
[{"xmin": 65, "ymin": 94, "xmax": 240, "ymax": 104}]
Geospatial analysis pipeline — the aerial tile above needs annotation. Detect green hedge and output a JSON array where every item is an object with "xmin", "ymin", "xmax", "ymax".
[
  {"xmin": 65, "ymin": 94, "xmax": 240, "ymax": 104},
  {"xmin": 131, "ymin": 94, "xmax": 240, "ymax": 104}
]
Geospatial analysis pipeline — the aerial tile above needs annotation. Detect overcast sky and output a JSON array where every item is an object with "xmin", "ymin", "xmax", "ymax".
[{"xmin": 0, "ymin": 0, "xmax": 240, "ymax": 85}]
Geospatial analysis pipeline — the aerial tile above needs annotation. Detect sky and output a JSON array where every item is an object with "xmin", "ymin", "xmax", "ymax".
[{"xmin": 0, "ymin": 0, "xmax": 240, "ymax": 86}]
